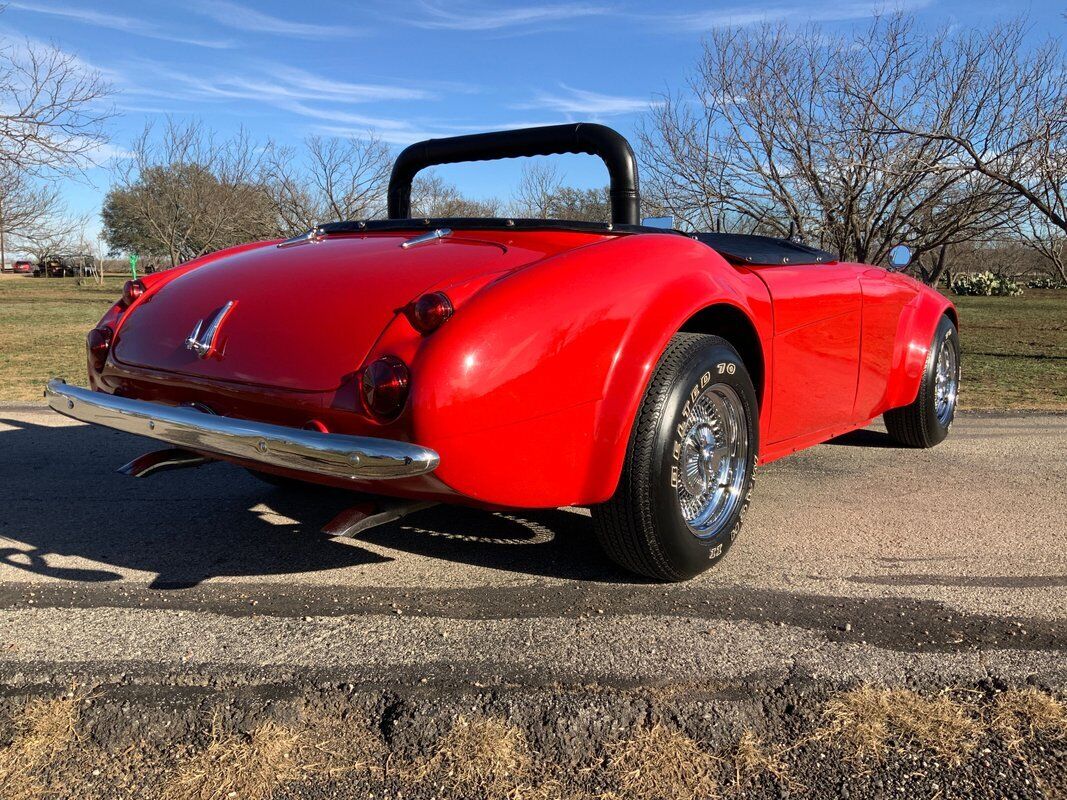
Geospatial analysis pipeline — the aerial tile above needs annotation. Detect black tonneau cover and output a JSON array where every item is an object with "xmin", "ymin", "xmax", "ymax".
[{"xmin": 694, "ymin": 232, "xmax": 836, "ymax": 265}]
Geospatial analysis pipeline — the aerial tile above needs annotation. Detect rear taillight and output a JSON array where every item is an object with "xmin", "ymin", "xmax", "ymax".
[
  {"xmin": 403, "ymin": 292, "xmax": 453, "ymax": 335},
  {"xmin": 87, "ymin": 326, "xmax": 112, "ymax": 371},
  {"xmin": 360, "ymin": 356, "xmax": 409, "ymax": 420},
  {"xmin": 122, "ymin": 279, "xmax": 145, "ymax": 306}
]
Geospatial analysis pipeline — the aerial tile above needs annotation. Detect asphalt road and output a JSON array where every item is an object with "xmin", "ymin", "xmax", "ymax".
[{"xmin": 0, "ymin": 407, "xmax": 1063, "ymax": 690}]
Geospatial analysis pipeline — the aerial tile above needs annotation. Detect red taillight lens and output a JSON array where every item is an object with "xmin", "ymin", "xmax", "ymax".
[
  {"xmin": 122, "ymin": 279, "xmax": 145, "ymax": 306},
  {"xmin": 360, "ymin": 356, "xmax": 410, "ymax": 420},
  {"xmin": 404, "ymin": 292, "xmax": 453, "ymax": 335},
  {"xmin": 87, "ymin": 326, "xmax": 112, "ymax": 371}
]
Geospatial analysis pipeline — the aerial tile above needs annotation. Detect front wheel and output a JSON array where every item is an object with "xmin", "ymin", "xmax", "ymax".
[
  {"xmin": 884, "ymin": 315, "xmax": 960, "ymax": 448},
  {"xmin": 592, "ymin": 333, "xmax": 759, "ymax": 582}
]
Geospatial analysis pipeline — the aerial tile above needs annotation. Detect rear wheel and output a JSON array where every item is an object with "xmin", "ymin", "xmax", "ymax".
[
  {"xmin": 884, "ymin": 315, "xmax": 959, "ymax": 448},
  {"xmin": 592, "ymin": 333, "xmax": 758, "ymax": 582}
]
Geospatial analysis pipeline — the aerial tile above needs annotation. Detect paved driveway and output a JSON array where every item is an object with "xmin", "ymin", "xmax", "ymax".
[{"xmin": 0, "ymin": 408, "xmax": 1062, "ymax": 687}]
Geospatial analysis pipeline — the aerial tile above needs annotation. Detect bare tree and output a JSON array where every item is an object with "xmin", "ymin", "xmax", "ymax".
[
  {"xmin": 853, "ymin": 18, "xmax": 1067, "ymax": 282},
  {"xmin": 512, "ymin": 162, "xmax": 563, "ymax": 217},
  {"xmin": 103, "ymin": 120, "xmax": 277, "ymax": 267},
  {"xmin": 0, "ymin": 36, "xmax": 112, "ymax": 176},
  {"xmin": 411, "ymin": 172, "xmax": 501, "ymax": 217},
  {"xmin": 262, "ymin": 134, "xmax": 391, "ymax": 234},
  {"xmin": 1009, "ymin": 204, "xmax": 1066, "ymax": 282},
  {"xmin": 0, "ymin": 167, "xmax": 67, "ymax": 268},
  {"xmin": 639, "ymin": 15, "xmax": 1016, "ymax": 280},
  {"xmin": 20, "ymin": 211, "xmax": 87, "ymax": 264}
]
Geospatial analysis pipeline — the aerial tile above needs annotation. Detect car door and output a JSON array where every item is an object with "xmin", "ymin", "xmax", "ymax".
[
  {"xmin": 749, "ymin": 263, "xmax": 865, "ymax": 443},
  {"xmin": 853, "ymin": 268, "xmax": 921, "ymax": 420}
]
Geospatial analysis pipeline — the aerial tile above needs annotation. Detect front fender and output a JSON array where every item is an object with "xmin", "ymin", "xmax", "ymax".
[
  {"xmin": 883, "ymin": 285, "xmax": 957, "ymax": 411},
  {"xmin": 410, "ymin": 234, "xmax": 770, "ymax": 507}
]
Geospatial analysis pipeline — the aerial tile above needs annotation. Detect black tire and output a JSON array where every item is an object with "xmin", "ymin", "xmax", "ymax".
[
  {"xmin": 884, "ymin": 315, "xmax": 960, "ymax": 448},
  {"xmin": 591, "ymin": 333, "xmax": 759, "ymax": 582}
]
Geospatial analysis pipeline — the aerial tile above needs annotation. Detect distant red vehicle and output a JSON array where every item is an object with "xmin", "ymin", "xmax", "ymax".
[
  {"xmin": 11, "ymin": 260, "xmax": 33, "ymax": 274},
  {"xmin": 47, "ymin": 124, "xmax": 959, "ymax": 581}
]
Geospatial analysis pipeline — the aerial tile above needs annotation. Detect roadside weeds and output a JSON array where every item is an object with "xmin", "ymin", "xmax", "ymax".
[{"xmin": 2, "ymin": 682, "xmax": 1063, "ymax": 799}]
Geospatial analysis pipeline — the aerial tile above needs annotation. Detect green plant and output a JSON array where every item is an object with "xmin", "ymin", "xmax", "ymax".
[
  {"xmin": 949, "ymin": 271, "xmax": 1023, "ymax": 296},
  {"xmin": 1025, "ymin": 276, "xmax": 1067, "ymax": 289}
]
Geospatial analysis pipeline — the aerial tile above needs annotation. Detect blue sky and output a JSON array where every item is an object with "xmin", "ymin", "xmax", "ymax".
[{"xmin": 3, "ymin": 0, "xmax": 1063, "ymax": 241}]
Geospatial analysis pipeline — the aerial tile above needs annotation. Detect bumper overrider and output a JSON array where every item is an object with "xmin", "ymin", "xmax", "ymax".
[{"xmin": 44, "ymin": 380, "xmax": 439, "ymax": 480}]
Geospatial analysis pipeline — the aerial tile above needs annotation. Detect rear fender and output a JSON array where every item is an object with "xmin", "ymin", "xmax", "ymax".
[
  {"xmin": 410, "ymin": 234, "xmax": 771, "ymax": 507},
  {"xmin": 883, "ymin": 287, "xmax": 957, "ymax": 410}
]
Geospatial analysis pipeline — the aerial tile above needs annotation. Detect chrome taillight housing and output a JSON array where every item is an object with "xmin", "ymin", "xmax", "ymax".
[{"xmin": 360, "ymin": 356, "xmax": 410, "ymax": 420}]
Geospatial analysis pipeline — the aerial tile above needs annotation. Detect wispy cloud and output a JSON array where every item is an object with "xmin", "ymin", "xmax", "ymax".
[
  {"xmin": 106, "ymin": 60, "xmax": 437, "ymax": 122},
  {"xmin": 516, "ymin": 85, "xmax": 655, "ymax": 117},
  {"xmin": 7, "ymin": 1, "xmax": 235, "ymax": 48},
  {"xmin": 657, "ymin": 0, "xmax": 934, "ymax": 29},
  {"xmin": 405, "ymin": 1, "xmax": 610, "ymax": 31},
  {"xmin": 194, "ymin": 0, "xmax": 362, "ymax": 38}
]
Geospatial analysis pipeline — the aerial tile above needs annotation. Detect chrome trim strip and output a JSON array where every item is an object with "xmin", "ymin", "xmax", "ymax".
[
  {"xmin": 400, "ymin": 228, "xmax": 451, "ymax": 249},
  {"xmin": 276, "ymin": 227, "xmax": 327, "ymax": 248},
  {"xmin": 45, "ymin": 380, "xmax": 439, "ymax": 481}
]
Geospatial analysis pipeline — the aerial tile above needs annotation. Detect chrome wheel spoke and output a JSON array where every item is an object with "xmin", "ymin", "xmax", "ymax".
[
  {"xmin": 933, "ymin": 332, "xmax": 958, "ymax": 426},
  {"xmin": 674, "ymin": 382, "xmax": 749, "ymax": 538}
]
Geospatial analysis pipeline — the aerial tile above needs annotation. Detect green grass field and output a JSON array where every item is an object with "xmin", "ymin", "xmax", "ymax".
[{"xmin": 0, "ymin": 275, "xmax": 1063, "ymax": 409}]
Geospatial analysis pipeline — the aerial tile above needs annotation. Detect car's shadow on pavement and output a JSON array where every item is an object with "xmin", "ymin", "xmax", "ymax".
[
  {"xmin": 824, "ymin": 427, "xmax": 900, "ymax": 448},
  {"xmin": 0, "ymin": 416, "xmax": 633, "ymax": 588}
]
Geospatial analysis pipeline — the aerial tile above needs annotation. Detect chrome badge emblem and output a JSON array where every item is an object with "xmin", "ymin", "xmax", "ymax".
[{"xmin": 185, "ymin": 301, "xmax": 236, "ymax": 359}]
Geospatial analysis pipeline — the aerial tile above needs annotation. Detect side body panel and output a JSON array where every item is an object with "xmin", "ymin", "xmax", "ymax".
[
  {"xmin": 747, "ymin": 264, "xmax": 864, "ymax": 443},
  {"xmin": 854, "ymin": 269, "xmax": 921, "ymax": 420}
]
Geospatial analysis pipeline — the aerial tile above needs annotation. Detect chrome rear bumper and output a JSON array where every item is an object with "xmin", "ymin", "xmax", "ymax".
[{"xmin": 45, "ymin": 380, "xmax": 439, "ymax": 481}]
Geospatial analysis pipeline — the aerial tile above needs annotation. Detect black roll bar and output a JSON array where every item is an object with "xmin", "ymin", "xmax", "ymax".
[{"xmin": 387, "ymin": 123, "xmax": 641, "ymax": 226}]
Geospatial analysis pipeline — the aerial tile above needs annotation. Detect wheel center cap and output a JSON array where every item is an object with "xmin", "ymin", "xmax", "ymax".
[{"xmin": 681, "ymin": 423, "xmax": 718, "ymax": 496}]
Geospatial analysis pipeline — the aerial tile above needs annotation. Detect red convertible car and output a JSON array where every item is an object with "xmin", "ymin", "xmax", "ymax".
[{"xmin": 47, "ymin": 124, "xmax": 959, "ymax": 581}]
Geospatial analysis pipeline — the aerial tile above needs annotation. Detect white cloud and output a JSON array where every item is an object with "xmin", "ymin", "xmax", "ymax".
[
  {"xmin": 405, "ymin": 1, "xmax": 610, "ymax": 31},
  {"xmin": 193, "ymin": 1, "xmax": 362, "ymax": 38},
  {"xmin": 7, "ymin": 1, "xmax": 235, "ymax": 48},
  {"xmin": 657, "ymin": 0, "xmax": 935, "ymax": 29},
  {"xmin": 110, "ymin": 61, "xmax": 433, "ymax": 112},
  {"xmin": 516, "ymin": 85, "xmax": 656, "ymax": 117}
]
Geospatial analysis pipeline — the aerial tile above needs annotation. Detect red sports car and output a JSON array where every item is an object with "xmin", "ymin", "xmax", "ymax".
[{"xmin": 47, "ymin": 124, "xmax": 959, "ymax": 581}]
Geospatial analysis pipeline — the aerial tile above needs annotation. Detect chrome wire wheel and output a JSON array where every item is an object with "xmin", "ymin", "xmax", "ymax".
[
  {"xmin": 934, "ymin": 332, "xmax": 959, "ymax": 426},
  {"xmin": 675, "ymin": 382, "xmax": 749, "ymax": 537}
]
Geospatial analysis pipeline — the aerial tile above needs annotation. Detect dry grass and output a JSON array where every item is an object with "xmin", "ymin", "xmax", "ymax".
[
  {"xmin": 410, "ymin": 716, "xmax": 550, "ymax": 800},
  {"xmin": 602, "ymin": 724, "xmax": 721, "ymax": 800},
  {"xmin": 818, "ymin": 686, "xmax": 980, "ymax": 765},
  {"xmin": 161, "ymin": 719, "xmax": 303, "ymax": 800},
  {"xmin": 730, "ymin": 730, "xmax": 797, "ymax": 793},
  {"xmin": 0, "ymin": 692, "xmax": 82, "ymax": 800},
  {"xmin": 990, "ymin": 688, "xmax": 1067, "ymax": 750}
]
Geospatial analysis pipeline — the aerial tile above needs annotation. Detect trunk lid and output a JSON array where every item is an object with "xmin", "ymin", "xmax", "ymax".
[{"xmin": 112, "ymin": 230, "xmax": 596, "ymax": 391}]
